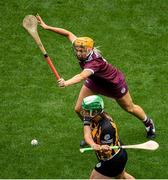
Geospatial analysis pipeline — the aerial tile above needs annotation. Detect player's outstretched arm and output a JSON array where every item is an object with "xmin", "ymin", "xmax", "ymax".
[
  {"xmin": 36, "ymin": 14, "xmax": 77, "ymax": 42},
  {"xmin": 58, "ymin": 69, "xmax": 93, "ymax": 87}
]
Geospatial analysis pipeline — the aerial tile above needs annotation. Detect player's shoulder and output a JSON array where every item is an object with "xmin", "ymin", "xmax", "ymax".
[
  {"xmin": 85, "ymin": 56, "xmax": 106, "ymax": 66},
  {"xmin": 99, "ymin": 118, "xmax": 112, "ymax": 128},
  {"xmin": 99, "ymin": 115, "xmax": 117, "ymax": 130}
]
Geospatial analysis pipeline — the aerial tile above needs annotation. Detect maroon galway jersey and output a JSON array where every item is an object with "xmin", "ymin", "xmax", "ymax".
[{"xmin": 78, "ymin": 51, "xmax": 128, "ymax": 98}]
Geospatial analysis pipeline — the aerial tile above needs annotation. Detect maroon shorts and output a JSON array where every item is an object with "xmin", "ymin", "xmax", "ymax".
[{"xmin": 84, "ymin": 78, "xmax": 128, "ymax": 99}]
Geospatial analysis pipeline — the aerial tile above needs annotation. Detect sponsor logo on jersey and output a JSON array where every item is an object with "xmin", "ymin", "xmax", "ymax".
[
  {"xmin": 101, "ymin": 139, "xmax": 113, "ymax": 144},
  {"xmin": 101, "ymin": 134, "xmax": 113, "ymax": 144},
  {"xmin": 104, "ymin": 134, "xmax": 110, "ymax": 140}
]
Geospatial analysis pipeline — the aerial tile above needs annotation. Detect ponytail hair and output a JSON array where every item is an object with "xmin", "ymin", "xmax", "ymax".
[{"xmin": 93, "ymin": 46, "xmax": 102, "ymax": 56}]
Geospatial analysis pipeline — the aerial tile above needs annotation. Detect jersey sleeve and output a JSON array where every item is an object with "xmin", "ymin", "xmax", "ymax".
[{"xmin": 83, "ymin": 117, "xmax": 91, "ymax": 126}]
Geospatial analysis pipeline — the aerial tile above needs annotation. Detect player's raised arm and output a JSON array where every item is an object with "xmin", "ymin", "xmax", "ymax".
[{"xmin": 36, "ymin": 14, "xmax": 77, "ymax": 42}]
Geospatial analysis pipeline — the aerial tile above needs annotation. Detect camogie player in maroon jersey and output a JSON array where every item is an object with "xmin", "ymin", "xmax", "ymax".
[{"xmin": 36, "ymin": 15, "xmax": 155, "ymax": 139}]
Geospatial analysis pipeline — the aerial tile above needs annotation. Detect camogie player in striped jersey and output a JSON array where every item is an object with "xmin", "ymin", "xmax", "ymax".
[
  {"xmin": 81, "ymin": 95, "xmax": 134, "ymax": 179},
  {"xmin": 36, "ymin": 15, "xmax": 155, "ymax": 139}
]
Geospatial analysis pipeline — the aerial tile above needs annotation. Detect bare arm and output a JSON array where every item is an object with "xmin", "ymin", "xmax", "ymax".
[
  {"xmin": 36, "ymin": 14, "xmax": 77, "ymax": 42},
  {"xmin": 84, "ymin": 126, "xmax": 100, "ymax": 150},
  {"xmin": 58, "ymin": 69, "xmax": 93, "ymax": 87},
  {"xmin": 84, "ymin": 125, "xmax": 112, "ymax": 152}
]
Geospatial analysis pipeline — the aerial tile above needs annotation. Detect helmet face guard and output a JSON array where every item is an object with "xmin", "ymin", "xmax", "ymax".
[{"xmin": 82, "ymin": 95, "xmax": 104, "ymax": 118}]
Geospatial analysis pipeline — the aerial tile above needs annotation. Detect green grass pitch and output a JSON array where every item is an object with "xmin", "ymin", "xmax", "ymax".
[{"xmin": 0, "ymin": 0, "xmax": 168, "ymax": 178}]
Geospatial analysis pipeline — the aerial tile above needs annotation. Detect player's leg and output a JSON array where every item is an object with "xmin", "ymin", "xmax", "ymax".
[
  {"xmin": 116, "ymin": 91, "xmax": 145, "ymax": 120},
  {"xmin": 90, "ymin": 169, "xmax": 111, "ymax": 179},
  {"xmin": 116, "ymin": 91, "xmax": 155, "ymax": 138},
  {"xmin": 75, "ymin": 84, "xmax": 95, "ymax": 120},
  {"xmin": 115, "ymin": 169, "xmax": 135, "ymax": 179}
]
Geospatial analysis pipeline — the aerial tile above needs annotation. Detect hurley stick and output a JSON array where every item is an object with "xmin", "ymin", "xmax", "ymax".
[
  {"xmin": 23, "ymin": 15, "xmax": 60, "ymax": 80},
  {"xmin": 80, "ymin": 140, "xmax": 159, "ymax": 153}
]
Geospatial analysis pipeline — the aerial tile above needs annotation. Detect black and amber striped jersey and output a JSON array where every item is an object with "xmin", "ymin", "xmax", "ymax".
[{"xmin": 84, "ymin": 113, "xmax": 120, "ymax": 161}]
